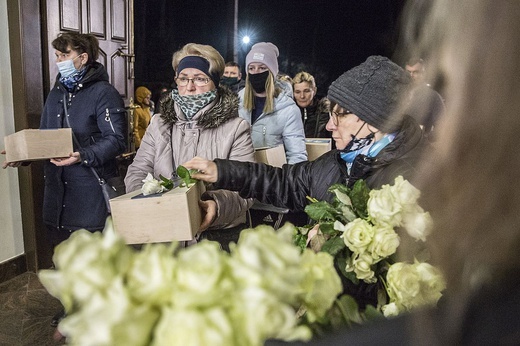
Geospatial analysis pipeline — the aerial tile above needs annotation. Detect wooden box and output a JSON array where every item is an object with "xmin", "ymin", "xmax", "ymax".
[
  {"xmin": 305, "ymin": 138, "xmax": 332, "ymax": 161},
  {"xmin": 110, "ymin": 181, "xmax": 205, "ymax": 244},
  {"xmin": 254, "ymin": 144, "xmax": 287, "ymax": 168},
  {"xmin": 4, "ymin": 128, "xmax": 73, "ymax": 162}
]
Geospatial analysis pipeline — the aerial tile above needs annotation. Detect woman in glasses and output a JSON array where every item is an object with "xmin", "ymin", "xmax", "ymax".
[
  {"xmin": 184, "ymin": 56, "xmax": 424, "ymax": 213},
  {"xmin": 125, "ymin": 43, "xmax": 255, "ymax": 245}
]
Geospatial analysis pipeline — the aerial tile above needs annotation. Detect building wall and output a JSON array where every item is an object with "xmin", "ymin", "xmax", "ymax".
[{"xmin": 0, "ymin": 1, "xmax": 24, "ymax": 264}]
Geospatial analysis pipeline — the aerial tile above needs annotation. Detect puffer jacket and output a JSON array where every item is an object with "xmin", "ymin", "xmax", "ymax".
[
  {"xmin": 125, "ymin": 87, "xmax": 255, "ymax": 229},
  {"xmin": 41, "ymin": 62, "xmax": 127, "ymax": 231},
  {"xmin": 238, "ymin": 82, "xmax": 307, "ymax": 164},
  {"xmin": 133, "ymin": 86, "xmax": 152, "ymax": 148},
  {"xmin": 212, "ymin": 115, "xmax": 424, "ymax": 212}
]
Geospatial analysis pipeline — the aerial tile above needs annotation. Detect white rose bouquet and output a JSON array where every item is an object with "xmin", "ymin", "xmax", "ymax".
[
  {"xmin": 39, "ymin": 220, "xmax": 342, "ymax": 346},
  {"xmin": 295, "ymin": 176, "xmax": 446, "ymax": 326}
]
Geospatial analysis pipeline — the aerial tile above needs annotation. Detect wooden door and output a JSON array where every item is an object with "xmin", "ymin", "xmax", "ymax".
[{"xmin": 44, "ymin": 0, "xmax": 134, "ymax": 104}]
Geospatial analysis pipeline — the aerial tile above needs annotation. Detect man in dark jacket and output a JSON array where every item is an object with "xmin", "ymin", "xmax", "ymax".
[{"xmin": 184, "ymin": 56, "xmax": 424, "ymax": 219}]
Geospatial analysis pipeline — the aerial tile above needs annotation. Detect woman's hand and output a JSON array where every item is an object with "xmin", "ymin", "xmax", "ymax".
[
  {"xmin": 198, "ymin": 199, "xmax": 217, "ymax": 232},
  {"xmin": 1, "ymin": 150, "xmax": 23, "ymax": 169},
  {"xmin": 50, "ymin": 152, "xmax": 81, "ymax": 166},
  {"xmin": 183, "ymin": 157, "xmax": 218, "ymax": 183}
]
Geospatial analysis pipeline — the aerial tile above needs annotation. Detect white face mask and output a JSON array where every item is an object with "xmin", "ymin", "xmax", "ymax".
[{"xmin": 56, "ymin": 55, "xmax": 81, "ymax": 78}]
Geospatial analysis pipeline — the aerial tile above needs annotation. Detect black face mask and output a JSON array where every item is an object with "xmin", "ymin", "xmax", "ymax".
[
  {"xmin": 248, "ymin": 71, "xmax": 269, "ymax": 93},
  {"xmin": 221, "ymin": 76, "xmax": 240, "ymax": 86}
]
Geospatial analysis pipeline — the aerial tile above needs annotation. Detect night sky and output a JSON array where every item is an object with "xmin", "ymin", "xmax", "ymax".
[{"xmin": 134, "ymin": 0, "xmax": 407, "ymax": 100}]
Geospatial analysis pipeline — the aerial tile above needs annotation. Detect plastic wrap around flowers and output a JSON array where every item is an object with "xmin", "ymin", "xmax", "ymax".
[
  {"xmin": 297, "ymin": 176, "xmax": 446, "ymax": 318},
  {"xmin": 39, "ymin": 221, "xmax": 342, "ymax": 346}
]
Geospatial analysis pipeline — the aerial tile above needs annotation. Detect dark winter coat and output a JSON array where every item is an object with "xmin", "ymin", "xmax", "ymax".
[
  {"xmin": 40, "ymin": 62, "xmax": 126, "ymax": 232},
  {"xmin": 212, "ymin": 115, "xmax": 424, "ymax": 212},
  {"xmin": 298, "ymin": 97, "xmax": 331, "ymax": 139}
]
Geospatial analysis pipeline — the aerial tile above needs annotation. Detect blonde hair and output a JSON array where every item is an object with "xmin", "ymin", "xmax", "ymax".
[
  {"xmin": 292, "ymin": 71, "xmax": 316, "ymax": 90},
  {"xmin": 243, "ymin": 71, "xmax": 281, "ymax": 114},
  {"xmin": 171, "ymin": 43, "xmax": 225, "ymax": 78}
]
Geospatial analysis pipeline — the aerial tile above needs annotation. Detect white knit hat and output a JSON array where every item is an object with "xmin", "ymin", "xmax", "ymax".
[{"xmin": 245, "ymin": 42, "xmax": 279, "ymax": 76}]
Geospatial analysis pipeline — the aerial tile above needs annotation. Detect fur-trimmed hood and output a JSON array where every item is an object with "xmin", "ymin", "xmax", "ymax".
[{"xmin": 159, "ymin": 87, "xmax": 239, "ymax": 129}]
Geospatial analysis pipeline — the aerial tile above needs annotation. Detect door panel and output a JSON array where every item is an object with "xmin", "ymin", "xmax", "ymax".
[{"xmin": 45, "ymin": 0, "xmax": 133, "ymax": 104}]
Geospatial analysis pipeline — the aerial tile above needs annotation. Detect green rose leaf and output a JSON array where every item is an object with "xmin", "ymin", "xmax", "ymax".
[
  {"xmin": 159, "ymin": 174, "xmax": 174, "ymax": 190},
  {"xmin": 305, "ymin": 201, "xmax": 338, "ymax": 222},
  {"xmin": 350, "ymin": 180, "xmax": 370, "ymax": 218},
  {"xmin": 176, "ymin": 165, "xmax": 198, "ymax": 187},
  {"xmin": 321, "ymin": 236, "xmax": 345, "ymax": 256}
]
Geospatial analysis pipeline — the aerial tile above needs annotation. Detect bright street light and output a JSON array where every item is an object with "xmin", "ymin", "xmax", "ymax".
[{"xmin": 242, "ymin": 35, "xmax": 250, "ymax": 44}]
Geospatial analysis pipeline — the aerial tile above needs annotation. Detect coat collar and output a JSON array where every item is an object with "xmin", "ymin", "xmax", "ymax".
[{"xmin": 159, "ymin": 87, "xmax": 239, "ymax": 129}]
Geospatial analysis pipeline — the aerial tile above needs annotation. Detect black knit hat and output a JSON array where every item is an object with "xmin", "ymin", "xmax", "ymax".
[{"xmin": 328, "ymin": 56, "xmax": 412, "ymax": 133}]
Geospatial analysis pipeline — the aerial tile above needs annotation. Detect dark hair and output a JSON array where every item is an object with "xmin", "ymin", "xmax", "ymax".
[
  {"xmin": 225, "ymin": 61, "xmax": 241, "ymax": 70},
  {"xmin": 52, "ymin": 33, "xmax": 100, "ymax": 64}
]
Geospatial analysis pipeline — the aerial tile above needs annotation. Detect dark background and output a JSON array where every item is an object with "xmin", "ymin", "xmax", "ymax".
[{"xmin": 134, "ymin": 0, "xmax": 408, "ymax": 102}]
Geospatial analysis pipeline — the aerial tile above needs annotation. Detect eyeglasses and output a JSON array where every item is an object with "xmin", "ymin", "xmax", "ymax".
[
  {"xmin": 175, "ymin": 77, "xmax": 211, "ymax": 87},
  {"xmin": 329, "ymin": 110, "xmax": 352, "ymax": 126}
]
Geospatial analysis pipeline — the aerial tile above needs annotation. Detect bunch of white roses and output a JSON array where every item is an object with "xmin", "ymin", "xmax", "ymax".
[
  {"xmin": 310, "ymin": 176, "xmax": 445, "ymax": 318},
  {"xmin": 39, "ymin": 220, "xmax": 342, "ymax": 346}
]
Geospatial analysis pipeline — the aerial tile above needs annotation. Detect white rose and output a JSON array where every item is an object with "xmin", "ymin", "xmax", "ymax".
[
  {"xmin": 299, "ymin": 250, "xmax": 342, "ymax": 322},
  {"xmin": 172, "ymin": 241, "xmax": 230, "ymax": 309},
  {"xmin": 340, "ymin": 218, "xmax": 375, "ymax": 254},
  {"xmin": 126, "ymin": 243, "xmax": 178, "ymax": 305},
  {"xmin": 385, "ymin": 262, "xmax": 421, "ymax": 305},
  {"xmin": 368, "ymin": 224, "xmax": 400, "ymax": 260},
  {"xmin": 414, "ymin": 261, "xmax": 446, "ymax": 304},
  {"xmin": 141, "ymin": 173, "xmax": 166, "ymax": 195},
  {"xmin": 381, "ymin": 302, "xmax": 400, "ymax": 318},
  {"xmin": 229, "ymin": 225, "xmax": 303, "ymax": 304},
  {"xmin": 403, "ymin": 208, "xmax": 433, "ymax": 241},
  {"xmin": 367, "ymin": 186, "xmax": 403, "ymax": 227},
  {"xmin": 350, "ymin": 252, "xmax": 376, "ymax": 283},
  {"xmin": 153, "ymin": 306, "xmax": 234, "ymax": 346},
  {"xmin": 390, "ymin": 176, "xmax": 421, "ymax": 208}
]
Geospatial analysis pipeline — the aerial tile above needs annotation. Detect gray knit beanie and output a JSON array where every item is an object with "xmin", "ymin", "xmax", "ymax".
[
  {"xmin": 245, "ymin": 42, "xmax": 279, "ymax": 76},
  {"xmin": 328, "ymin": 56, "xmax": 412, "ymax": 133}
]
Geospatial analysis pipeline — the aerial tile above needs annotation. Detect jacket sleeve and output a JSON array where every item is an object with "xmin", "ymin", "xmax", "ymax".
[
  {"xmin": 228, "ymin": 119, "xmax": 255, "ymax": 162},
  {"xmin": 77, "ymin": 84, "xmax": 127, "ymax": 167},
  {"xmin": 281, "ymin": 103, "xmax": 308, "ymax": 164},
  {"xmin": 212, "ymin": 158, "xmax": 314, "ymax": 212},
  {"xmin": 206, "ymin": 118, "xmax": 255, "ymax": 227},
  {"xmin": 202, "ymin": 189, "xmax": 254, "ymax": 228}
]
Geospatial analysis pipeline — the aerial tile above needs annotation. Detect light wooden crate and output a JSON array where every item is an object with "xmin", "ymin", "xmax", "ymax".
[
  {"xmin": 4, "ymin": 128, "xmax": 73, "ymax": 162},
  {"xmin": 110, "ymin": 181, "xmax": 204, "ymax": 244}
]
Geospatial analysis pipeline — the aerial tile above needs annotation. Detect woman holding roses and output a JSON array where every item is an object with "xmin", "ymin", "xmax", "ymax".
[
  {"xmin": 184, "ymin": 56, "xmax": 425, "ymax": 307},
  {"xmin": 184, "ymin": 56, "xmax": 424, "ymax": 219}
]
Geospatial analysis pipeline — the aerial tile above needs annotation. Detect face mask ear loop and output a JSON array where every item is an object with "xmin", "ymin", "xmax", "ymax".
[
  {"xmin": 367, "ymin": 123, "xmax": 380, "ymax": 135},
  {"xmin": 350, "ymin": 121, "xmax": 367, "ymax": 141}
]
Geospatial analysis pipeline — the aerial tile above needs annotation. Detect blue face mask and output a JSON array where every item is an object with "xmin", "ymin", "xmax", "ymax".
[{"xmin": 56, "ymin": 55, "xmax": 81, "ymax": 78}]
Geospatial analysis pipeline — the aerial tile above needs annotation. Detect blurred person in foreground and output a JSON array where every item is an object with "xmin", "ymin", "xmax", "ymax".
[
  {"xmin": 292, "ymin": 71, "xmax": 330, "ymax": 139},
  {"xmin": 272, "ymin": 1, "xmax": 520, "ymax": 344},
  {"xmin": 124, "ymin": 43, "xmax": 255, "ymax": 248},
  {"xmin": 183, "ymin": 55, "xmax": 424, "ymax": 217}
]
